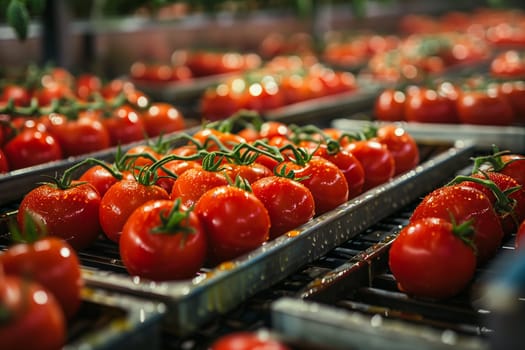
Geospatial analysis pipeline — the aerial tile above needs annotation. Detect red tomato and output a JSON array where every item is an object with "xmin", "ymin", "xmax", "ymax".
[
  {"xmin": 101, "ymin": 79, "xmax": 135, "ymax": 101},
  {"xmin": 0, "ymin": 148, "xmax": 9, "ymax": 173},
  {"xmin": 75, "ymin": 73, "xmax": 102, "ymax": 100},
  {"xmin": 474, "ymin": 151, "xmax": 525, "ymax": 187},
  {"xmin": 405, "ymin": 87, "xmax": 459, "ymax": 124},
  {"xmin": 252, "ymin": 176, "xmax": 315, "ymax": 239},
  {"xmin": 104, "ymin": 104, "xmax": 145, "ymax": 145},
  {"xmin": 123, "ymin": 144, "xmax": 161, "ymax": 172},
  {"xmin": 388, "ymin": 217, "xmax": 477, "ymax": 299},
  {"xmin": 244, "ymin": 80, "xmax": 285, "ymax": 113},
  {"xmin": 210, "ymin": 331, "xmax": 291, "ymax": 350},
  {"xmin": 17, "ymin": 181, "xmax": 102, "ymax": 250},
  {"xmin": 170, "ymin": 167, "xmax": 230, "ymax": 208},
  {"xmin": 0, "ymin": 275, "xmax": 66, "ymax": 350},
  {"xmin": 224, "ymin": 162, "xmax": 272, "ymax": 184},
  {"xmin": 345, "ymin": 140, "xmax": 395, "ymax": 191},
  {"xmin": 456, "ymin": 88, "xmax": 514, "ymax": 126},
  {"xmin": 313, "ymin": 144, "xmax": 365, "ymax": 199},
  {"xmin": 3, "ymin": 128, "xmax": 63, "ymax": 170},
  {"xmin": 499, "ymin": 154, "xmax": 525, "ymax": 187},
  {"xmin": 490, "ymin": 50, "xmax": 525, "ymax": 78},
  {"xmin": 319, "ymin": 70, "xmax": 357, "ymax": 95},
  {"xmin": 0, "ymin": 236, "xmax": 82, "ymax": 319},
  {"xmin": 375, "ymin": 125, "xmax": 419, "ymax": 175},
  {"xmin": 194, "ymin": 185, "xmax": 270, "ymax": 264},
  {"xmin": 291, "ymin": 156, "xmax": 349, "ymax": 215},
  {"xmin": 237, "ymin": 127, "xmax": 261, "ymax": 142},
  {"xmin": 141, "ymin": 102, "xmax": 185, "ymax": 138},
  {"xmin": 42, "ymin": 112, "xmax": 111, "ymax": 157},
  {"xmin": 0, "ymin": 84, "xmax": 31, "ymax": 106},
  {"xmin": 410, "ymin": 185, "xmax": 504, "ymax": 263},
  {"xmin": 201, "ymin": 85, "xmax": 247, "ymax": 121},
  {"xmin": 455, "ymin": 172, "xmax": 525, "ymax": 235},
  {"xmin": 498, "ymin": 81, "xmax": 525, "ymax": 123},
  {"xmin": 155, "ymin": 159, "xmax": 202, "ymax": 194},
  {"xmin": 125, "ymin": 88, "xmax": 150, "ymax": 108},
  {"xmin": 280, "ymin": 74, "xmax": 318, "ymax": 104},
  {"xmin": 99, "ymin": 179, "xmax": 169, "ymax": 243},
  {"xmin": 78, "ymin": 163, "xmax": 133, "ymax": 197},
  {"xmin": 192, "ymin": 128, "xmax": 246, "ymax": 151},
  {"xmin": 120, "ymin": 199, "xmax": 207, "ymax": 281},
  {"xmin": 33, "ymin": 82, "xmax": 73, "ymax": 107},
  {"xmin": 130, "ymin": 62, "xmax": 192, "ymax": 82},
  {"xmin": 374, "ymin": 88, "xmax": 406, "ymax": 122},
  {"xmin": 259, "ymin": 121, "xmax": 291, "ymax": 140}
]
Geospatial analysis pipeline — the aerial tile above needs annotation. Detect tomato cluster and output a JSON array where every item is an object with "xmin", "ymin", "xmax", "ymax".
[
  {"xmin": 400, "ymin": 8, "xmax": 525, "ymax": 47},
  {"xmin": 322, "ymin": 31, "xmax": 400, "ymax": 69},
  {"xmin": 201, "ymin": 55, "xmax": 359, "ymax": 121},
  {"xmin": 490, "ymin": 50, "xmax": 525, "ymax": 79},
  {"xmin": 366, "ymin": 32, "xmax": 489, "ymax": 83},
  {"xmin": 375, "ymin": 75, "xmax": 525, "ymax": 126},
  {"xmin": 130, "ymin": 49, "xmax": 262, "ymax": 82},
  {"xmin": 0, "ymin": 67, "xmax": 186, "ymax": 173},
  {"xmin": 0, "ymin": 214, "xmax": 83, "ymax": 349},
  {"xmin": 15, "ymin": 115, "xmax": 418, "ymax": 282},
  {"xmin": 389, "ymin": 148, "xmax": 525, "ymax": 300}
]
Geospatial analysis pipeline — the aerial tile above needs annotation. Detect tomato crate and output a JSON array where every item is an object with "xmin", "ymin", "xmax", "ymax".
[
  {"xmin": 68, "ymin": 288, "xmax": 165, "ymax": 350},
  {"xmin": 58, "ymin": 140, "xmax": 474, "ymax": 336}
]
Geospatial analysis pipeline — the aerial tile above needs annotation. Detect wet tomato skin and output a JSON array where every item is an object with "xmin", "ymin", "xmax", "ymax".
[
  {"xmin": 456, "ymin": 89, "xmax": 514, "ymax": 126},
  {"xmin": 194, "ymin": 186, "xmax": 270, "ymax": 264},
  {"xmin": 17, "ymin": 181, "xmax": 102, "ymax": 250},
  {"xmin": 345, "ymin": 140, "xmax": 395, "ymax": 191},
  {"xmin": 389, "ymin": 217, "xmax": 477, "ymax": 299},
  {"xmin": 0, "ymin": 237, "xmax": 83, "ymax": 319},
  {"xmin": 0, "ymin": 275, "xmax": 66, "ymax": 350},
  {"xmin": 120, "ymin": 199, "xmax": 207, "ymax": 281},
  {"xmin": 251, "ymin": 176, "xmax": 315, "ymax": 239},
  {"xmin": 293, "ymin": 156, "xmax": 349, "ymax": 216},
  {"xmin": 3, "ymin": 129, "xmax": 63, "ymax": 170},
  {"xmin": 99, "ymin": 180, "xmax": 169, "ymax": 243},
  {"xmin": 410, "ymin": 185, "xmax": 504, "ymax": 263},
  {"xmin": 375, "ymin": 125, "xmax": 419, "ymax": 175}
]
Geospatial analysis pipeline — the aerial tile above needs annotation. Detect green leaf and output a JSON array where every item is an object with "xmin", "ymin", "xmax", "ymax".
[{"xmin": 7, "ymin": 0, "xmax": 30, "ymax": 41}]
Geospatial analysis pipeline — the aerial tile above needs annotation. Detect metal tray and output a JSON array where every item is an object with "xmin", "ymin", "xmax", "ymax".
[
  {"xmin": 79, "ymin": 140, "xmax": 475, "ymax": 336},
  {"xmin": 269, "ymin": 221, "xmax": 490, "ymax": 350},
  {"xmin": 66, "ymin": 287, "xmax": 165, "ymax": 350},
  {"xmin": 332, "ymin": 118, "xmax": 525, "ymax": 153},
  {"xmin": 271, "ymin": 296, "xmax": 488, "ymax": 350}
]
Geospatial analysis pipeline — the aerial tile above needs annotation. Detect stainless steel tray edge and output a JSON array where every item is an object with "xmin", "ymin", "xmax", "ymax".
[
  {"xmin": 65, "ymin": 287, "xmax": 166, "ymax": 350},
  {"xmin": 271, "ymin": 297, "xmax": 489, "ymax": 350}
]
